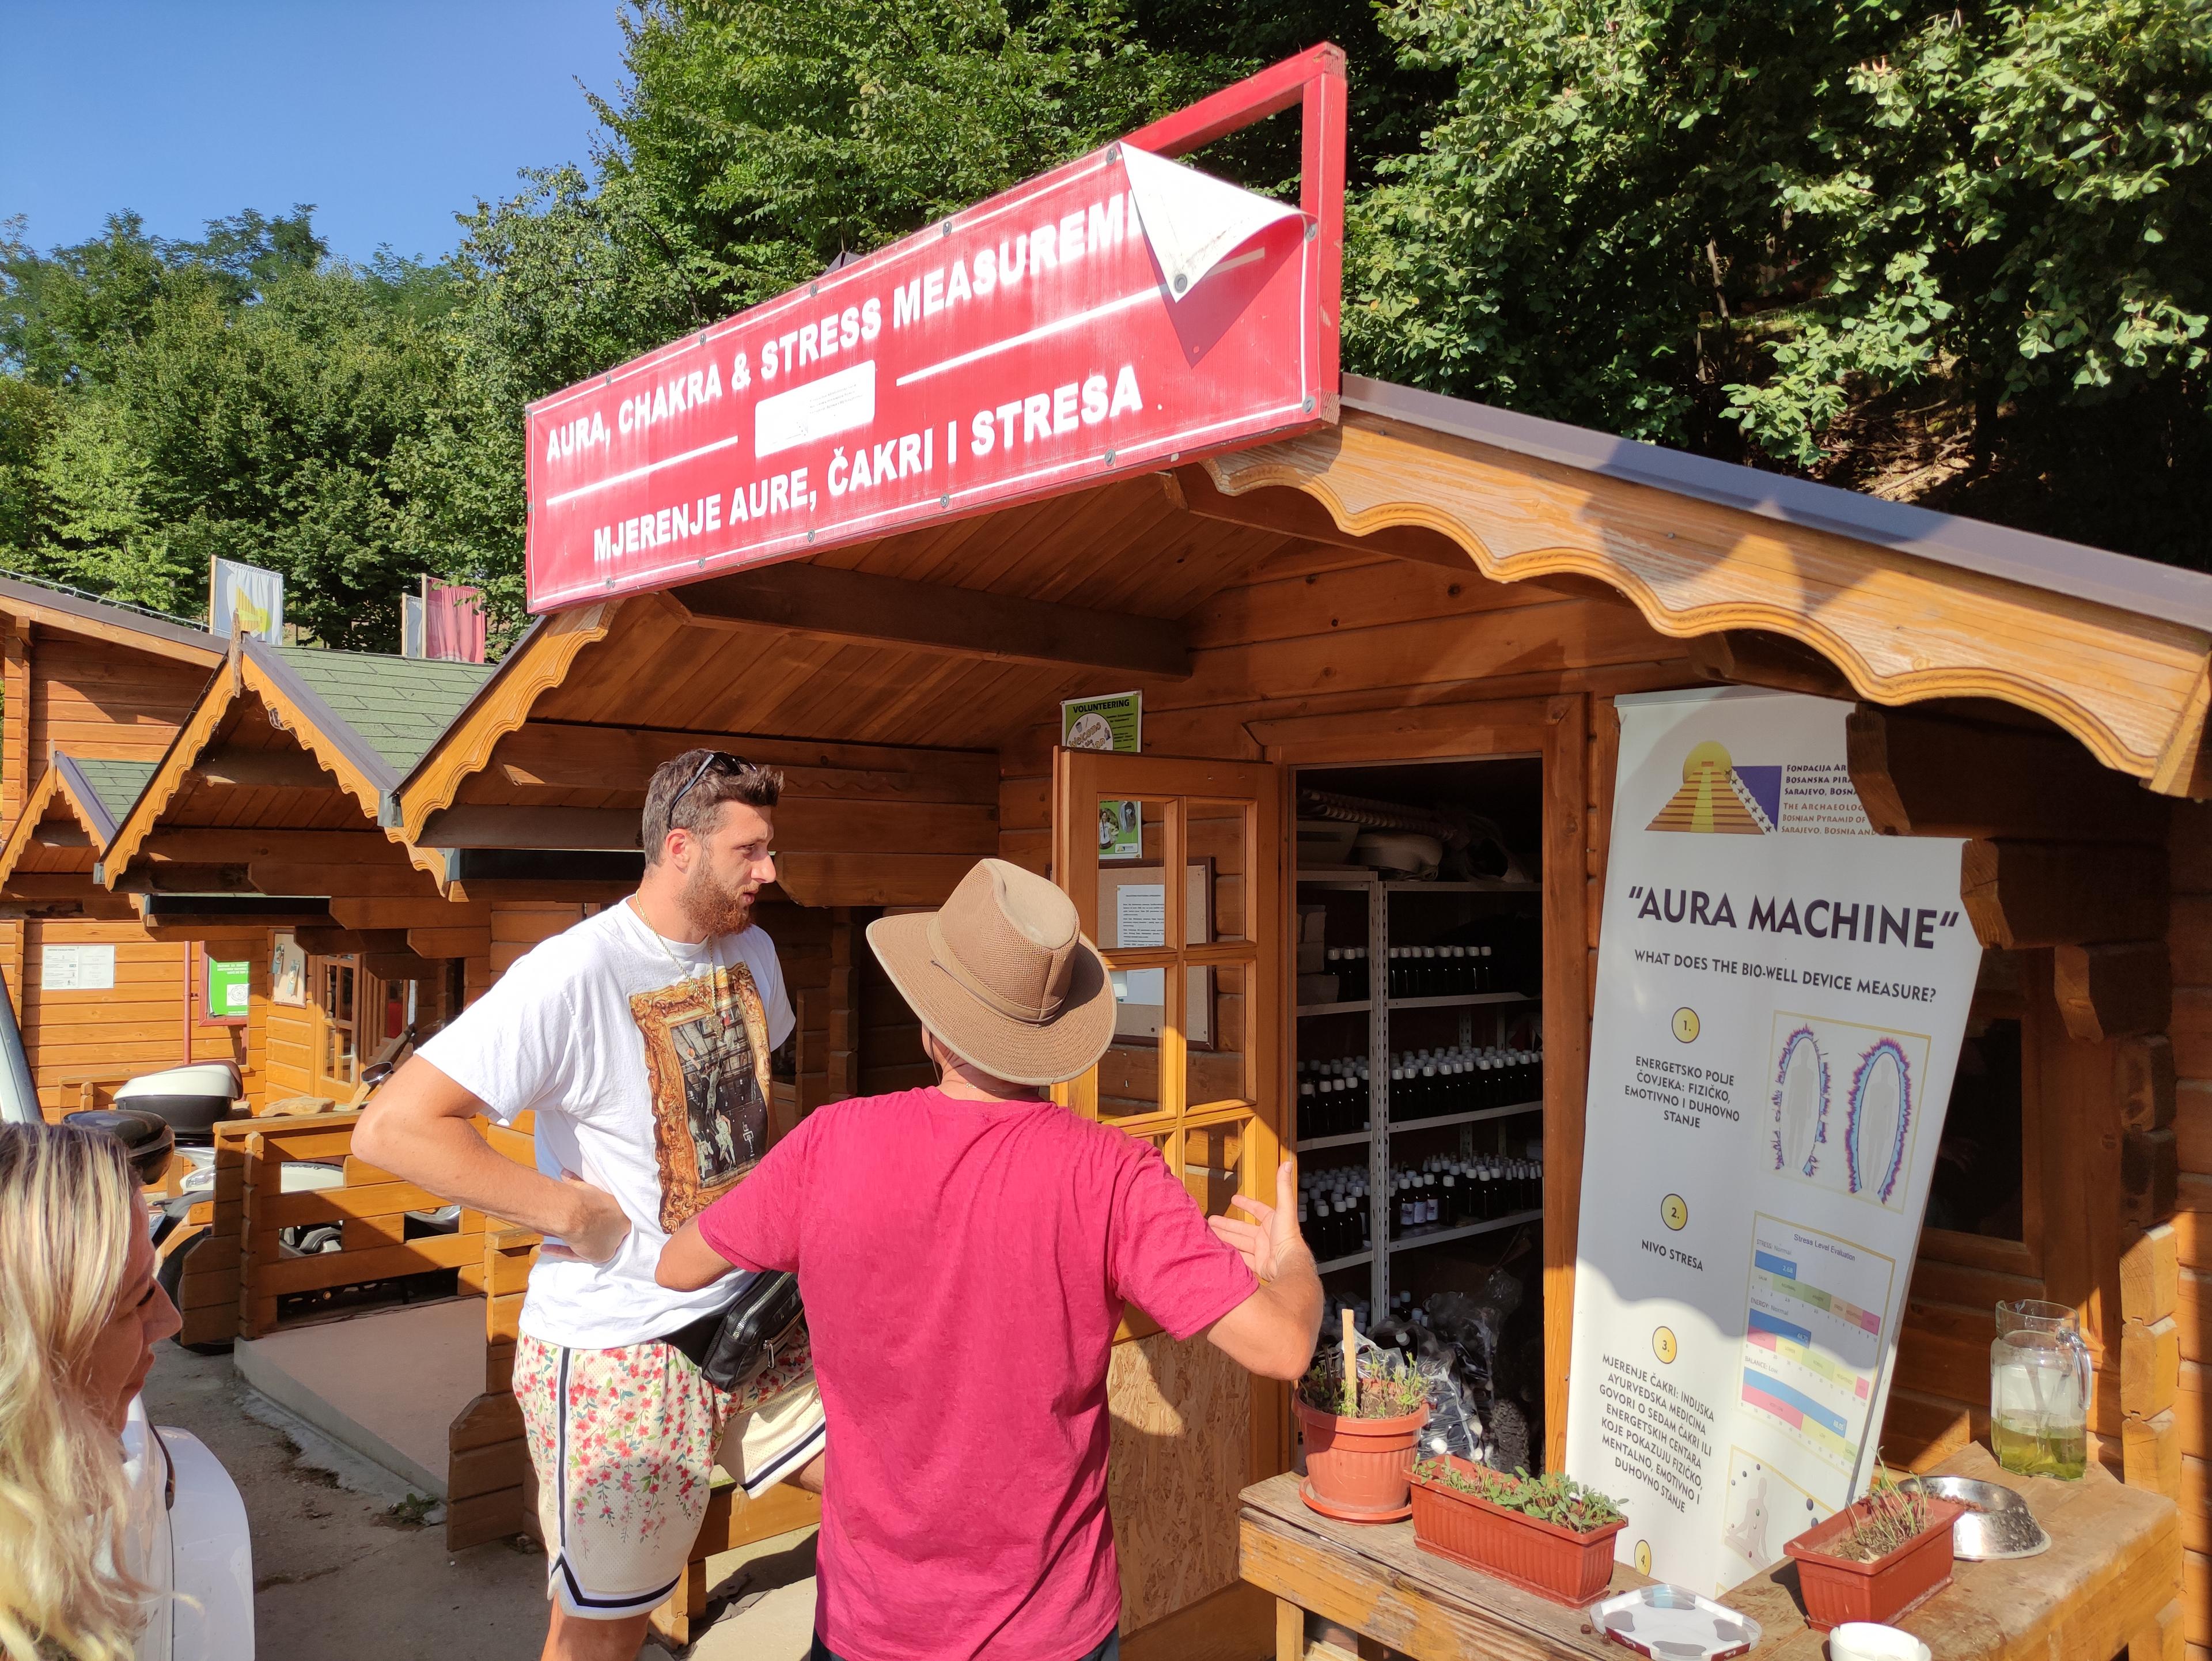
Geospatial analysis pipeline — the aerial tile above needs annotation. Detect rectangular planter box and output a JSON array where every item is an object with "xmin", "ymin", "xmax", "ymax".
[
  {"xmin": 1782, "ymin": 1497, "xmax": 1965, "ymax": 1630},
  {"xmin": 1410, "ymin": 1458, "xmax": 1627, "ymax": 1606}
]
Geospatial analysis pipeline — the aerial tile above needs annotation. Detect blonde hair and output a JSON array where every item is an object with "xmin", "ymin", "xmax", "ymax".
[{"xmin": 0, "ymin": 1121, "xmax": 149, "ymax": 1661}]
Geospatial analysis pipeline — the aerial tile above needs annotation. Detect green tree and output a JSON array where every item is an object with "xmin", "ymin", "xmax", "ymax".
[
  {"xmin": 1346, "ymin": 0, "xmax": 2212, "ymax": 566},
  {"xmin": 1, "ymin": 210, "xmax": 467, "ymax": 642}
]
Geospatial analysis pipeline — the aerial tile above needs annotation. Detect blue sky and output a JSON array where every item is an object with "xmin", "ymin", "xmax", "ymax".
[{"xmin": 2, "ymin": 1, "xmax": 630, "ymax": 263}]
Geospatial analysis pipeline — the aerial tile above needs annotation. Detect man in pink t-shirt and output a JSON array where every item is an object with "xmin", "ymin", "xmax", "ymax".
[{"xmin": 660, "ymin": 858, "xmax": 1321, "ymax": 1661}]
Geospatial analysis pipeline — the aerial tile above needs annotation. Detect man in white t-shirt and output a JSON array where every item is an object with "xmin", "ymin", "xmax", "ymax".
[{"xmin": 355, "ymin": 750, "xmax": 825, "ymax": 1661}]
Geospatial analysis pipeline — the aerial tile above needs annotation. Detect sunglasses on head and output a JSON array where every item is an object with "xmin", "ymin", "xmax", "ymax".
[{"xmin": 667, "ymin": 751, "xmax": 752, "ymax": 819}]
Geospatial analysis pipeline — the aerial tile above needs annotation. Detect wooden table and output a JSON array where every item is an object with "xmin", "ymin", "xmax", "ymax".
[{"xmin": 1240, "ymin": 1446, "xmax": 2180, "ymax": 1661}]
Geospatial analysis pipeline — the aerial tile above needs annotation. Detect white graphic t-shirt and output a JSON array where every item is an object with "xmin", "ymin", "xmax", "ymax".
[{"xmin": 418, "ymin": 901, "xmax": 795, "ymax": 1349}]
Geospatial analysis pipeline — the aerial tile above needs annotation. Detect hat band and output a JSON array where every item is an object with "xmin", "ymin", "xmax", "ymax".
[{"xmin": 925, "ymin": 913, "xmax": 1065, "ymax": 1027}]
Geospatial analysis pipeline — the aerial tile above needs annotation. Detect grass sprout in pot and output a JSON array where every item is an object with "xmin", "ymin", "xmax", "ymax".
[
  {"xmin": 1297, "ymin": 1319, "xmax": 1431, "ymax": 1522},
  {"xmin": 1782, "ymin": 1468, "xmax": 1964, "ymax": 1630},
  {"xmin": 1410, "ymin": 1456, "xmax": 1627, "ymax": 1605}
]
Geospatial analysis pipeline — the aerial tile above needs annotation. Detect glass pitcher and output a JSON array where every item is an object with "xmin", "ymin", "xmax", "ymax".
[{"xmin": 1989, "ymin": 1299, "xmax": 2090, "ymax": 1479}]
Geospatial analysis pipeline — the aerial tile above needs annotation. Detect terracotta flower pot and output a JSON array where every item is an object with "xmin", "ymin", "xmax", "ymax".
[
  {"xmin": 1296, "ymin": 1398, "xmax": 1429, "ymax": 1522},
  {"xmin": 1783, "ymin": 1497, "xmax": 1965, "ymax": 1630},
  {"xmin": 1410, "ymin": 1456, "xmax": 1627, "ymax": 1606}
]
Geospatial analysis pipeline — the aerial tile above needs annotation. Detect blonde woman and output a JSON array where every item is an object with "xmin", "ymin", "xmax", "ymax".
[{"xmin": 0, "ymin": 1120, "xmax": 184, "ymax": 1661}]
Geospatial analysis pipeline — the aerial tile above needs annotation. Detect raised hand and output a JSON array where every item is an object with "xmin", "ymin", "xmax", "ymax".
[{"xmin": 1208, "ymin": 1157, "xmax": 1303, "ymax": 1281}]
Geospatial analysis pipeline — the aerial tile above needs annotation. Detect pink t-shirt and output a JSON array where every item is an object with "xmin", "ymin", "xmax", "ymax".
[{"xmin": 695, "ymin": 1087, "xmax": 1258, "ymax": 1661}]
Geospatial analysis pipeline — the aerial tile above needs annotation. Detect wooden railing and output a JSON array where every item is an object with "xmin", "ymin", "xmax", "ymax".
[{"xmin": 177, "ymin": 1111, "xmax": 505, "ymax": 1348}]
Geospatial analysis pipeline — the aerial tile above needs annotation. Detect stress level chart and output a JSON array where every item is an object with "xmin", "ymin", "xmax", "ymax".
[{"xmin": 1736, "ymin": 1216, "xmax": 1894, "ymax": 1476}]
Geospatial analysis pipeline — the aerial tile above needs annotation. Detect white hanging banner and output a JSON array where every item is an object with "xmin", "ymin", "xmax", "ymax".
[
  {"xmin": 1119, "ymin": 143, "xmax": 1307, "ymax": 301},
  {"xmin": 209, "ymin": 557, "xmax": 285, "ymax": 644},
  {"xmin": 1565, "ymin": 688, "xmax": 1979, "ymax": 1595}
]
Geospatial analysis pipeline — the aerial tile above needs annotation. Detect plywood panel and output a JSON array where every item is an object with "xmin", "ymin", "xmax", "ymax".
[{"xmin": 1108, "ymin": 1329, "xmax": 1251, "ymax": 1634}]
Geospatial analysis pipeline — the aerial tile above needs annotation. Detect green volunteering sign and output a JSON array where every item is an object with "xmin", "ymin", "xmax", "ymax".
[{"xmin": 205, "ymin": 956, "xmax": 251, "ymax": 1020}]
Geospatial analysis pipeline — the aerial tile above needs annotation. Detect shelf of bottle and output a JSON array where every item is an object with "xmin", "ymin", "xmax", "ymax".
[
  {"xmin": 1387, "ymin": 991, "xmax": 1538, "ymax": 1011},
  {"xmin": 1296, "ymin": 1099, "xmax": 1542, "ymax": 1151},
  {"xmin": 1384, "ymin": 879, "xmax": 1540, "ymax": 894},
  {"xmin": 1297, "ymin": 999, "xmax": 1372, "ymax": 1017},
  {"xmin": 1387, "ymin": 1209, "xmax": 1543, "ymax": 1254},
  {"xmin": 1293, "ymin": 1126, "xmax": 1374, "ymax": 1152},
  {"xmin": 1387, "ymin": 1099, "xmax": 1543, "ymax": 1132},
  {"xmin": 1314, "ymin": 1248, "xmax": 1376, "ymax": 1274}
]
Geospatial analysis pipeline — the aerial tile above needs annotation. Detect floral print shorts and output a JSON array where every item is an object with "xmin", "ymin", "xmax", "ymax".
[{"xmin": 515, "ymin": 1327, "xmax": 824, "ymax": 1619}]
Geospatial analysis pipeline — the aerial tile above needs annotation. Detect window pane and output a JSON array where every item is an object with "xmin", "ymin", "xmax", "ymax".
[
  {"xmin": 1094, "ymin": 800, "xmax": 1170, "ymax": 950},
  {"xmin": 1187, "ymin": 962, "xmax": 1249, "ymax": 1112},
  {"xmin": 1095, "ymin": 1038, "xmax": 1166, "ymax": 1122},
  {"xmin": 1187, "ymin": 800, "xmax": 1251, "ymax": 947},
  {"xmin": 1182, "ymin": 1119, "xmax": 1247, "ymax": 1219}
]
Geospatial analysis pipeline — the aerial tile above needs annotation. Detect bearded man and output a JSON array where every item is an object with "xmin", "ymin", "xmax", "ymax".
[{"xmin": 357, "ymin": 751, "xmax": 824, "ymax": 1661}]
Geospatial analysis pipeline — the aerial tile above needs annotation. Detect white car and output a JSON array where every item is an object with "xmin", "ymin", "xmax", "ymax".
[{"xmin": 121, "ymin": 1398, "xmax": 255, "ymax": 1660}]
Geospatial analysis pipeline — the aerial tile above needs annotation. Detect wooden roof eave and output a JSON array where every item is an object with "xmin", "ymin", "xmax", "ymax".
[
  {"xmin": 1203, "ymin": 406, "xmax": 2212, "ymax": 794},
  {"xmin": 391, "ymin": 604, "xmax": 615, "ymax": 860},
  {"xmin": 99, "ymin": 642, "xmax": 441, "ymax": 890},
  {"xmin": 0, "ymin": 578, "xmax": 225, "ymax": 667}
]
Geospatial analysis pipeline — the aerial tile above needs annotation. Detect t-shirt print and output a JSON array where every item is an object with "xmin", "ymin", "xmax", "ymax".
[{"xmin": 631, "ymin": 960, "xmax": 775, "ymax": 1231}]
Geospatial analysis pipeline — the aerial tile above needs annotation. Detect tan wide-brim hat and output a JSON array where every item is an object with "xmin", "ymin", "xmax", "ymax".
[{"xmin": 866, "ymin": 858, "xmax": 1116, "ymax": 1088}]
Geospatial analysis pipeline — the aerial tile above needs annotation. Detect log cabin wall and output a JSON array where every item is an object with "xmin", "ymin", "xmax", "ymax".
[
  {"xmin": 0, "ymin": 602, "xmax": 224, "ymax": 1113},
  {"xmin": 26, "ymin": 922, "xmax": 267, "ymax": 1119}
]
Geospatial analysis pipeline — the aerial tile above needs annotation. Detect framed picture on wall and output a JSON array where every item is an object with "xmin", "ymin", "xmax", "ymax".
[
  {"xmin": 270, "ymin": 931, "xmax": 307, "ymax": 1008},
  {"xmin": 1097, "ymin": 860, "xmax": 1215, "ymax": 1050}
]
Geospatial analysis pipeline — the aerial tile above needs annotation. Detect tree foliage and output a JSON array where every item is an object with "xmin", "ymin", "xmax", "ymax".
[
  {"xmin": 1347, "ymin": 0, "xmax": 2212, "ymax": 563},
  {"xmin": 0, "ymin": 211, "xmax": 464, "ymax": 643}
]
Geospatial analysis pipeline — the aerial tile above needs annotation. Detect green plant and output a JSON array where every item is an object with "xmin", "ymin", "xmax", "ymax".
[
  {"xmin": 1301, "ymin": 1342, "xmax": 1430, "ymax": 1420},
  {"xmin": 1819, "ymin": 1465, "xmax": 1932, "ymax": 1563},
  {"xmin": 1414, "ymin": 1458, "xmax": 1625, "ymax": 1533}
]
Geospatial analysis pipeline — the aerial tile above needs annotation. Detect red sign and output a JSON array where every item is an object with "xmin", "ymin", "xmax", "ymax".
[{"xmin": 524, "ymin": 50, "xmax": 1344, "ymax": 611}]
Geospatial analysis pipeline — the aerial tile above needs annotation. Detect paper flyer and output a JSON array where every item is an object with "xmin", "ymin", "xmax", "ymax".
[{"xmin": 1564, "ymin": 688, "xmax": 1980, "ymax": 1593}]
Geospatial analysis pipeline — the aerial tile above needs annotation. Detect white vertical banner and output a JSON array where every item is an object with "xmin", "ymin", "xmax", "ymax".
[
  {"xmin": 1565, "ymin": 688, "xmax": 1980, "ymax": 1594},
  {"xmin": 209, "ymin": 557, "xmax": 285, "ymax": 643}
]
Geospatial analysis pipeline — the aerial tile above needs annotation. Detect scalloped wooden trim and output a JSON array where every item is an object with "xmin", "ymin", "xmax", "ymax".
[
  {"xmin": 1206, "ymin": 416, "xmax": 2212, "ymax": 788},
  {"xmin": 101, "ymin": 656, "xmax": 427, "ymax": 889},
  {"xmin": 397, "ymin": 603, "xmax": 615, "ymax": 849},
  {"xmin": 100, "ymin": 664, "xmax": 249, "ymax": 887},
  {"xmin": 0, "ymin": 769, "xmax": 74, "ymax": 886}
]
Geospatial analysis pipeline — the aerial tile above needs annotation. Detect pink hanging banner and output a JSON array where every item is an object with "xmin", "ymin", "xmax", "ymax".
[{"xmin": 423, "ymin": 579, "xmax": 487, "ymax": 663}]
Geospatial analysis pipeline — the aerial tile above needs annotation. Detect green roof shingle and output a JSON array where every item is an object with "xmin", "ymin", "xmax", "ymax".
[
  {"xmin": 67, "ymin": 758, "xmax": 158, "ymax": 827},
  {"xmin": 269, "ymin": 645, "xmax": 496, "ymax": 776}
]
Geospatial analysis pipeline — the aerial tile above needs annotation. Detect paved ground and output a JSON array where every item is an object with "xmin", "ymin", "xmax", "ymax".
[{"xmin": 142, "ymin": 1341, "xmax": 822, "ymax": 1658}]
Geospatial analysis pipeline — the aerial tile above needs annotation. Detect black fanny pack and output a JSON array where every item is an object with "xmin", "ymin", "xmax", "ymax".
[{"xmin": 662, "ymin": 1270, "xmax": 805, "ymax": 1394}]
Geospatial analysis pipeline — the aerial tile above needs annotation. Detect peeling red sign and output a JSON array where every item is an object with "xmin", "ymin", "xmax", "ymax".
[{"xmin": 524, "ymin": 54, "xmax": 1343, "ymax": 612}]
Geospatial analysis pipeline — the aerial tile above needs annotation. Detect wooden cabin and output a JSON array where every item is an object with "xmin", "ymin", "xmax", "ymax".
[
  {"xmin": 382, "ymin": 373, "xmax": 2210, "ymax": 1656},
  {"xmin": 0, "ymin": 578, "xmax": 228, "ymax": 1116}
]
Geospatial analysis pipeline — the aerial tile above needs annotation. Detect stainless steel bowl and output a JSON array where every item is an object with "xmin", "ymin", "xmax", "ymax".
[{"xmin": 1904, "ymin": 1475, "xmax": 2050, "ymax": 1560}]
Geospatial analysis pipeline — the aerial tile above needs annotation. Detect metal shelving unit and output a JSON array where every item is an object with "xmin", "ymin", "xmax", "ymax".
[
  {"xmin": 1296, "ymin": 867, "xmax": 1546, "ymax": 1314},
  {"xmin": 1387, "ymin": 1209, "xmax": 1543, "ymax": 1255}
]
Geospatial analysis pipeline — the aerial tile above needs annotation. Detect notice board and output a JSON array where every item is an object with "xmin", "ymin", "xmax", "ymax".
[{"xmin": 1565, "ymin": 688, "xmax": 1980, "ymax": 1593}]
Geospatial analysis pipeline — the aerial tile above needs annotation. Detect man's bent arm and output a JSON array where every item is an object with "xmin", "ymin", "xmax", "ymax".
[
  {"xmin": 1205, "ymin": 1243, "xmax": 1323, "ymax": 1380},
  {"xmin": 354, "ymin": 1056, "xmax": 629, "ymax": 1260},
  {"xmin": 657, "ymin": 1215, "xmax": 737, "ymax": 1291}
]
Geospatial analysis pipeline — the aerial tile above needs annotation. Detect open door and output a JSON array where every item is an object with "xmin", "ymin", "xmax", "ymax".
[{"xmin": 1052, "ymin": 747, "xmax": 1286, "ymax": 1651}]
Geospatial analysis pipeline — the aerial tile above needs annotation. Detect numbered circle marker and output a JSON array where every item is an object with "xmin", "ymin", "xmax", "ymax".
[
  {"xmin": 1653, "ymin": 1326, "xmax": 1678, "ymax": 1364},
  {"xmin": 1634, "ymin": 1539, "xmax": 1653, "ymax": 1575},
  {"xmin": 1672, "ymin": 1007, "xmax": 1701, "ymax": 1043},
  {"xmin": 1661, "ymin": 1193, "xmax": 1689, "ymax": 1231}
]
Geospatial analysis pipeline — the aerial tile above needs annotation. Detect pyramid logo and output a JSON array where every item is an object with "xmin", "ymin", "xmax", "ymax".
[{"xmin": 1649, "ymin": 739, "xmax": 1777, "ymax": 834}]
